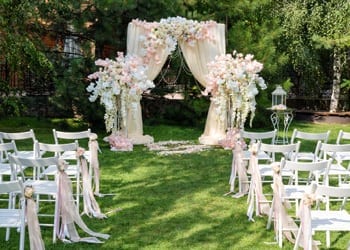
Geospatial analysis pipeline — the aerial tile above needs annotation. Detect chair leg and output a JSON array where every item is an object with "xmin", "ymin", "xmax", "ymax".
[
  {"xmin": 326, "ymin": 230, "xmax": 330, "ymax": 248},
  {"xmin": 293, "ymin": 226, "xmax": 302, "ymax": 250},
  {"xmin": 266, "ymin": 197, "xmax": 274, "ymax": 229},
  {"xmin": 19, "ymin": 222, "xmax": 25, "ymax": 250},
  {"xmin": 278, "ymin": 204, "xmax": 283, "ymax": 248}
]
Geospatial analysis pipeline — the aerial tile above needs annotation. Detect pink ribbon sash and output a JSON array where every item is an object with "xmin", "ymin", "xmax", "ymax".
[
  {"xmin": 25, "ymin": 186, "xmax": 45, "ymax": 250},
  {"xmin": 247, "ymin": 144, "xmax": 270, "ymax": 221},
  {"xmin": 56, "ymin": 159, "xmax": 110, "ymax": 243},
  {"xmin": 89, "ymin": 133, "xmax": 101, "ymax": 195}
]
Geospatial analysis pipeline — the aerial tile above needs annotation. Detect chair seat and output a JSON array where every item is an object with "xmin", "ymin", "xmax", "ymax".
[
  {"xmin": 61, "ymin": 150, "xmax": 91, "ymax": 161},
  {"xmin": 283, "ymin": 185, "xmax": 312, "ymax": 199},
  {"xmin": 328, "ymin": 152, "xmax": 350, "ymax": 161},
  {"xmin": 292, "ymin": 152, "xmax": 315, "ymax": 161},
  {"xmin": 336, "ymin": 152, "xmax": 350, "ymax": 161},
  {"xmin": 42, "ymin": 164, "xmax": 79, "ymax": 176},
  {"xmin": 24, "ymin": 180, "xmax": 57, "ymax": 195},
  {"xmin": 259, "ymin": 164, "xmax": 294, "ymax": 177},
  {"xmin": 243, "ymin": 150, "xmax": 271, "ymax": 161},
  {"xmin": 311, "ymin": 210, "xmax": 350, "ymax": 231},
  {"xmin": 0, "ymin": 209, "xmax": 22, "ymax": 227},
  {"xmin": 321, "ymin": 164, "xmax": 350, "ymax": 176},
  {"xmin": 16, "ymin": 151, "xmax": 36, "ymax": 159},
  {"xmin": 0, "ymin": 163, "xmax": 13, "ymax": 175}
]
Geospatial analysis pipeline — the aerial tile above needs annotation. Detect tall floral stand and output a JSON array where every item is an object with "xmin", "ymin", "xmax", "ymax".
[{"xmin": 203, "ymin": 51, "xmax": 267, "ymax": 199}]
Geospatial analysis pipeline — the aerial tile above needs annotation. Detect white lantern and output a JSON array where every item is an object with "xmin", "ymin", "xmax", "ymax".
[{"xmin": 271, "ymin": 85, "xmax": 287, "ymax": 109}]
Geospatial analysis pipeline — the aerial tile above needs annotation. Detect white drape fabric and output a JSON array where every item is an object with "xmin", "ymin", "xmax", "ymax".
[
  {"xmin": 126, "ymin": 22, "xmax": 169, "ymax": 144},
  {"xmin": 126, "ymin": 21, "xmax": 227, "ymax": 145},
  {"xmin": 179, "ymin": 23, "xmax": 226, "ymax": 145}
]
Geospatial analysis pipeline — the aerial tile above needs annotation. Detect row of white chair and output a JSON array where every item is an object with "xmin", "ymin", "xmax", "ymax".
[
  {"xmin": 242, "ymin": 128, "xmax": 350, "ymax": 162},
  {"xmin": 238, "ymin": 129, "xmax": 350, "ymax": 248},
  {"xmin": 0, "ymin": 128, "xmax": 92, "ymax": 162},
  {"xmin": 0, "ymin": 128, "xmax": 102, "ymax": 248},
  {"xmin": 230, "ymin": 129, "xmax": 350, "ymax": 247}
]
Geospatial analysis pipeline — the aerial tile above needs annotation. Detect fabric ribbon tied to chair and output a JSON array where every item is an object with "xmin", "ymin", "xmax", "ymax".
[
  {"xmin": 25, "ymin": 186, "xmax": 45, "ymax": 250},
  {"xmin": 77, "ymin": 147, "xmax": 106, "ymax": 219},
  {"xmin": 271, "ymin": 163, "xmax": 299, "ymax": 245},
  {"xmin": 56, "ymin": 159, "xmax": 110, "ymax": 243},
  {"xmin": 247, "ymin": 143, "xmax": 270, "ymax": 221},
  {"xmin": 89, "ymin": 133, "xmax": 101, "ymax": 195}
]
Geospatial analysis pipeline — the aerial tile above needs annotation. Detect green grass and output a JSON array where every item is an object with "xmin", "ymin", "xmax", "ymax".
[{"xmin": 0, "ymin": 117, "xmax": 349, "ymax": 249}]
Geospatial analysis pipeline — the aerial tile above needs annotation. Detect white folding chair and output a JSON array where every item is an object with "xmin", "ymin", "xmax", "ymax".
[
  {"xmin": 0, "ymin": 129, "xmax": 37, "ymax": 160},
  {"xmin": 267, "ymin": 158, "xmax": 332, "ymax": 247},
  {"xmin": 241, "ymin": 129, "xmax": 277, "ymax": 160},
  {"xmin": 258, "ymin": 141, "xmax": 301, "ymax": 180},
  {"xmin": 0, "ymin": 180, "xmax": 26, "ymax": 250},
  {"xmin": 229, "ymin": 130, "xmax": 277, "ymax": 196},
  {"xmin": 9, "ymin": 154, "xmax": 59, "ymax": 243},
  {"xmin": 317, "ymin": 142, "xmax": 350, "ymax": 185},
  {"xmin": 53, "ymin": 129, "xmax": 92, "ymax": 162},
  {"xmin": 294, "ymin": 184, "xmax": 350, "ymax": 249},
  {"xmin": 290, "ymin": 129, "xmax": 330, "ymax": 161},
  {"xmin": 53, "ymin": 129, "xmax": 101, "ymax": 194},
  {"xmin": 0, "ymin": 141, "xmax": 20, "ymax": 182},
  {"xmin": 36, "ymin": 140, "xmax": 81, "ymax": 208},
  {"xmin": 335, "ymin": 130, "xmax": 350, "ymax": 161},
  {"xmin": 246, "ymin": 142, "xmax": 301, "ymax": 221}
]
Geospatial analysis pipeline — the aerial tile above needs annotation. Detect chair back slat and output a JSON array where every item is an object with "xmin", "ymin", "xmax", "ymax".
[{"xmin": 53, "ymin": 129, "xmax": 91, "ymax": 143}]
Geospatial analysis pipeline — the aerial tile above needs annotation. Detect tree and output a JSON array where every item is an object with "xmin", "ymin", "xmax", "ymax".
[
  {"xmin": 276, "ymin": 0, "xmax": 350, "ymax": 112},
  {"xmin": 308, "ymin": 0, "xmax": 350, "ymax": 112},
  {"xmin": 0, "ymin": 0, "xmax": 55, "ymax": 92}
]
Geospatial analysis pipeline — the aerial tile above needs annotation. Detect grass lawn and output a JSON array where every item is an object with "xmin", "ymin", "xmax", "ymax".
[{"xmin": 0, "ymin": 117, "xmax": 349, "ymax": 249}]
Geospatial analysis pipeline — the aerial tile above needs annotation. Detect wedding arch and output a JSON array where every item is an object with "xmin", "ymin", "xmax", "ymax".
[
  {"xmin": 87, "ymin": 17, "xmax": 266, "ymax": 148},
  {"xmin": 125, "ymin": 17, "xmax": 227, "ymax": 145}
]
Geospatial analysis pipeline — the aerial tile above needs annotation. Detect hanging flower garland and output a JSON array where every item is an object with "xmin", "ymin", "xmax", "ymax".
[
  {"xmin": 87, "ymin": 52, "xmax": 155, "ymax": 133},
  {"xmin": 132, "ymin": 16, "xmax": 217, "ymax": 64},
  {"xmin": 204, "ymin": 51, "xmax": 267, "ymax": 129}
]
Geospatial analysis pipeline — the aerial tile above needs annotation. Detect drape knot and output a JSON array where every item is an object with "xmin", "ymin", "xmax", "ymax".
[
  {"xmin": 24, "ymin": 185, "xmax": 34, "ymax": 199},
  {"xmin": 58, "ymin": 159, "xmax": 68, "ymax": 172},
  {"xmin": 76, "ymin": 147, "xmax": 86, "ymax": 159},
  {"xmin": 271, "ymin": 162, "xmax": 281, "ymax": 174}
]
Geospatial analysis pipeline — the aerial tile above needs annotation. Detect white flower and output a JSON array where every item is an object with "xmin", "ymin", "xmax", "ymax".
[
  {"xmin": 205, "ymin": 51, "xmax": 267, "ymax": 128},
  {"xmin": 87, "ymin": 53, "xmax": 155, "ymax": 133}
]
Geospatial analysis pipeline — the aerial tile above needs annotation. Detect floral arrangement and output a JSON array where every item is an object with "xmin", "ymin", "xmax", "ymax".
[
  {"xmin": 218, "ymin": 128, "xmax": 247, "ymax": 150},
  {"xmin": 132, "ymin": 16, "xmax": 217, "ymax": 63},
  {"xmin": 108, "ymin": 134, "xmax": 133, "ymax": 151},
  {"xmin": 87, "ymin": 52, "xmax": 154, "ymax": 133},
  {"xmin": 271, "ymin": 104, "xmax": 287, "ymax": 111},
  {"xmin": 204, "ymin": 51, "xmax": 267, "ymax": 129}
]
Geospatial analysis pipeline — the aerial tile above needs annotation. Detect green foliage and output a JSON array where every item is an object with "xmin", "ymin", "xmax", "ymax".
[
  {"xmin": 0, "ymin": 80, "xmax": 25, "ymax": 117},
  {"xmin": 341, "ymin": 79, "xmax": 350, "ymax": 90},
  {"xmin": 49, "ymin": 57, "xmax": 105, "ymax": 129}
]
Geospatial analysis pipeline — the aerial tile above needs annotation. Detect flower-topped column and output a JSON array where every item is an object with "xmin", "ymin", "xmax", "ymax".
[
  {"xmin": 87, "ymin": 52, "xmax": 155, "ymax": 149},
  {"xmin": 205, "ymin": 51, "xmax": 266, "ymax": 129},
  {"xmin": 205, "ymin": 51, "xmax": 267, "ymax": 196}
]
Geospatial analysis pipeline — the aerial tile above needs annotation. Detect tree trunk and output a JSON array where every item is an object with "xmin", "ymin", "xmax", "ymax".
[{"xmin": 329, "ymin": 48, "xmax": 342, "ymax": 112}]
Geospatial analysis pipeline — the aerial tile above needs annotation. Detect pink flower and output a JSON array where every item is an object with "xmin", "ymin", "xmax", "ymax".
[{"xmin": 95, "ymin": 59, "xmax": 109, "ymax": 67}]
